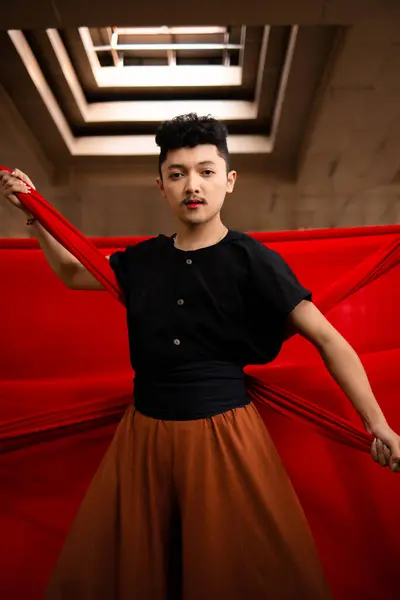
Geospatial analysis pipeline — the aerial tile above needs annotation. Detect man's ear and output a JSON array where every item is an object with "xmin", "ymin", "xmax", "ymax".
[
  {"xmin": 156, "ymin": 177, "xmax": 165, "ymax": 197},
  {"xmin": 226, "ymin": 170, "xmax": 237, "ymax": 194}
]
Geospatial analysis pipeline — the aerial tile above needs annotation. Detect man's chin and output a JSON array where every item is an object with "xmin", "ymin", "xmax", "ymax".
[{"xmin": 181, "ymin": 214, "xmax": 209, "ymax": 225}]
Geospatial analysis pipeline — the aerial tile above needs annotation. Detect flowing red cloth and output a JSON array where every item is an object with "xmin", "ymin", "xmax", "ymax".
[
  {"xmin": 0, "ymin": 165, "xmax": 390, "ymax": 452},
  {"xmin": 1, "ymin": 165, "xmax": 400, "ymax": 600}
]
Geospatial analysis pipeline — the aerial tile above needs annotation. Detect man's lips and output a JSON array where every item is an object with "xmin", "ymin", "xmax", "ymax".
[
  {"xmin": 183, "ymin": 198, "xmax": 205, "ymax": 208},
  {"xmin": 183, "ymin": 198, "xmax": 205, "ymax": 206}
]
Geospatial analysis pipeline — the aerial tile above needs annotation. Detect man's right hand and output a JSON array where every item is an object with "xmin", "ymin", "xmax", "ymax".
[
  {"xmin": 0, "ymin": 167, "xmax": 109, "ymax": 290},
  {"xmin": 0, "ymin": 168, "xmax": 35, "ymax": 213}
]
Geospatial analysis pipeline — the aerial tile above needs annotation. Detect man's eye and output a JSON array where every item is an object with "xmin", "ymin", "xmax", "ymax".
[
  {"xmin": 202, "ymin": 170, "xmax": 214, "ymax": 176},
  {"xmin": 169, "ymin": 173, "xmax": 183, "ymax": 179}
]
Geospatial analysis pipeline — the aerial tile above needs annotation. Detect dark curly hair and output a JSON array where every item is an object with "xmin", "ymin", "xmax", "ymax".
[{"xmin": 155, "ymin": 113, "xmax": 230, "ymax": 177}]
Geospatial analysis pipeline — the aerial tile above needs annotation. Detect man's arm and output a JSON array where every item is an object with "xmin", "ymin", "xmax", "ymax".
[
  {"xmin": 0, "ymin": 168, "xmax": 107, "ymax": 290},
  {"xmin": 288, "ymin": 300, "xmax": 400, "ymax": 471},
  {"xmin": 28, "ymin": 220, "xmax": 108, "ymax": 290}
]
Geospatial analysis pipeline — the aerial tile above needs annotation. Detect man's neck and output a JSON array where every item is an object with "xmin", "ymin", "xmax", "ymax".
[{"xmin": 174, "ymin": 221, "xmax": 228, "ymax": 251}]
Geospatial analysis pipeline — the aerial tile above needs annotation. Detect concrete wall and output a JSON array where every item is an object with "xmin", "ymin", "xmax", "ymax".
[
  {"xmin": 1, "ymin": 108, "xmax": 398, "ymax": 238},
  {"xmin": 1, "ymin": 2, "xmax": 400, "ymax": 240},
  {"xmin": 1, "ymin": 2, "xmax": 399, "ymax": 238}
]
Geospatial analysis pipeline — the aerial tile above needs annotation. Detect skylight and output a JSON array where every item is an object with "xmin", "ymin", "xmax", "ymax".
[{"xmin": 79, "ymin": 26, "xmax": 245, "ymax": 87}]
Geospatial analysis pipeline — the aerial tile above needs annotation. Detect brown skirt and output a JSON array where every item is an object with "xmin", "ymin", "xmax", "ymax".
[{"xmin": 44, "ymin": 403, "xmax": 332, "ymax": 600}]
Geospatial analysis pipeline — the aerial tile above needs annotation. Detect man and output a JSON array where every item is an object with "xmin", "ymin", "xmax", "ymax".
[{"xmin": 1, "ymin": 113, "xmax": 399, "ymax": 600}]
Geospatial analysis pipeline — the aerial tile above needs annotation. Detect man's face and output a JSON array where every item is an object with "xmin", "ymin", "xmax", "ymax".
[{"xmin": 157, "ymin": 144, "xmax": 236, "ymax": 225}]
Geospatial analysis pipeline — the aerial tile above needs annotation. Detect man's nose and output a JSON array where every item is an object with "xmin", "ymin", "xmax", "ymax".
[{"xmin": 184, "ymin": 173, "xmax": 201, "ymax": 195}]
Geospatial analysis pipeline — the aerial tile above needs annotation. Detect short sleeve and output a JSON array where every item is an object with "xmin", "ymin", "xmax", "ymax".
[
  {"xmin": 248, "ymin": 239, "xmax": 312, "ymax": 317},
  {"xmin": 109, "ymin": 245, "xmax": 140, "ymax": 296},
  {"xmin": 109, "ymin": 236, "xmax": 162, "ymax": 298}
]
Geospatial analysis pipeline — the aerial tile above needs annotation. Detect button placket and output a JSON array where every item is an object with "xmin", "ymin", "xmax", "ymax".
[{"xmin": 173, "ymin": 254, "xmax": 192, "ymax": 348}]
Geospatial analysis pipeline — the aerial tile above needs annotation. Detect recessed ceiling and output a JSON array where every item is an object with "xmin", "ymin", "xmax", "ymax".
[{"xmin": 1, "ymin": 23, "xmax": 340, "ymax": 163}]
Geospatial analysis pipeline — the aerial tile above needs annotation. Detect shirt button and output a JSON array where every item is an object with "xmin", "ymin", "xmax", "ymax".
[
  {"xmin": 177, "ymin": 299, "xmax": 184, "ymax": 306},
  {"xmin": 173, "ymin": 338, "xmax": 181, "ymax": 346},
  {"xmin": 186, "ymin": 259, "xmax": 192, "ymax": 265}
]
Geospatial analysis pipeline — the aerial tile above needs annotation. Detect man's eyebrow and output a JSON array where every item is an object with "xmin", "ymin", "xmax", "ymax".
[
  {"xmin": 167, "ymin": 161, "xmax": 216, "ymax": 170},
  {"xmin": 167, "ymin": 164, "xmax": 185, "ymax": 170}
]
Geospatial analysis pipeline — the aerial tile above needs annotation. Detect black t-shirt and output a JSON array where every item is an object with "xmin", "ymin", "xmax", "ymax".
[{"xmin": 109, "ymin": 229, "xmax": 311, "ymax": 373}]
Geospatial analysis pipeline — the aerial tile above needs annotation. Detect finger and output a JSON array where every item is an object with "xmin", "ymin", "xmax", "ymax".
[
  {"xmin": 383, "ymin": 444, "xmax": 391, "ymax": 465},
  {"xmin": 1, "ymin": 187, "xmax": 28, "ymax": 205},
  {"xmin": 371, "ymin": 438, "xmax": 378, "ymax": 462},
  {"xmin": 2, "ymin": 183, "xmax": 31, "ymax": 197},
  {"xmin": 379, "ymin": 440, "xmax": 390, "ymax": 466},
  {"xmin": 389, "ymin": 458, "xmax": 400, "ymax": 473},
  {"xmin": 1, "ymin": 174, "xmax": 14, "ymax": 189},
  {"xmin": 375, "ymin": 439, "xmax": 384, "ymax": 465},
  {"xmin": 388, "ymin": 441, "xmax": 400, "ymax": 473},
  {"xmin": 2, "ymin": 177, "xmax": 31, "ymax": 196},
  {"xmin": 379, "ymin": 439, "xmax": 391, "ymax": 463},
  {"xmin": 0, "ymin": 176, "xmax": 13, "ymax": 194},
  {"xmin": 376, "ymin": 439, "xmax": 389, "ymax": 467},
  {"xmin": 12, "ymin": 168, "xmax": 36, "ymax": 189}
]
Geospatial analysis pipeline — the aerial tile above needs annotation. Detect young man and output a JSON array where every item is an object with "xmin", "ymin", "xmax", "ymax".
[{"xmin": 1, "ymin": 113, "xmax": 399, "ymax": 600}]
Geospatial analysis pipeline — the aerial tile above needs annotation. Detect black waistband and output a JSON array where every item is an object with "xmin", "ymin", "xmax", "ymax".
[{"xmin": 133, "ymin": 361, "xmax": 249, "ymax": 421}]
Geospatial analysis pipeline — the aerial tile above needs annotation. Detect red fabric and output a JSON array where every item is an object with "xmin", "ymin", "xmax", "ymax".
[{"xmin": 0, "ymin": 165, "xmax": 400, "ymax": 599}]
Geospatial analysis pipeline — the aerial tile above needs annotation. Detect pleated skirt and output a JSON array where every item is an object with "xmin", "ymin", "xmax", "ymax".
[{"xmin": 44, "ymin": 403, "xmax": 332, "ymax": 599}]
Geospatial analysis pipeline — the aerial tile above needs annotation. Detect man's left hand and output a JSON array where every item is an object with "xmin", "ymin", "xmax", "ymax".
[{"xmin": 370, "ymin": 423, "xmax": 400, "ymax": 472}]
